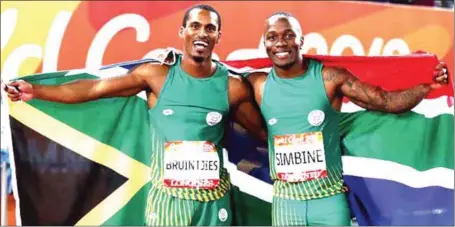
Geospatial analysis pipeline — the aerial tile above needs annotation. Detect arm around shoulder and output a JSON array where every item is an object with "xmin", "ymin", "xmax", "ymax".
[
  {"xmin": 244, "ymin": 72, "xmax": 268, "ymax": 88},
  {"xmin": 228, "ymin": 74, "xmax": 268, "ymax": 142}
]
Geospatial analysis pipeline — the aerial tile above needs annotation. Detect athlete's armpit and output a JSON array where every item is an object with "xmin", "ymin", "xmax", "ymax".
[{"xmin": 324, "ymin": 67, "xmax": 431, "ymax": 114}]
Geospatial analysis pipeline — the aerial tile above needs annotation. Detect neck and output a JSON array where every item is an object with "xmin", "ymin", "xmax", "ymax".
[
  {"xmin": 274, "ymin": 57, "xmax": 309, "ymax": 79},
  {"xmin": 180, "ymin": 52, "xmax": 214, "ymax": 78}
]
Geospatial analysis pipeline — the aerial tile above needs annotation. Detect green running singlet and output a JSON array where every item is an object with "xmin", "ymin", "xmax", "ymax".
[
  {"xmin": 260, "ymin": 59, "xmax": 350, "ymax": 225},
  {"xmin": 145, "ymin": 55, "xmax": 233, "ymax": 226}
]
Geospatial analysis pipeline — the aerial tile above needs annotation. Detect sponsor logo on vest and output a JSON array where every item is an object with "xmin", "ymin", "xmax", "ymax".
[
  {"xmin": 162, "ymin": 109, "xmax": 174, "ymax": 116},
  {"xmin": 268, "ymin": 118, "xmax": 277, "ymax": 125},
  {"xmin": 206, "ymin": 112, "xmax": 223, "ymax": 126},
  {"xmin": 218, "ymin": 208, "xmax": 228, "ymax": 222},
  {"xmin": 308, "ymin": 110, "xmax": 325, "ymax": 126}
]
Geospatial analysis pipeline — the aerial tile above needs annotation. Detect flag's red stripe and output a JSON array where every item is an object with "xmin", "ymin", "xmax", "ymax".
[{"xmin": 223, "ymin": 52, "xmax": 453, "ymax": 100}]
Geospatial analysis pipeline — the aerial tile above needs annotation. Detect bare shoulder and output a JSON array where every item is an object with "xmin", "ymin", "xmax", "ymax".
[
  {"xmin": 245, "ymin": 72, "xmax": 267, "ymax": 86},
  {"xmin": 228, "ymin": 73, "xmax": 249, "ymax": 93},
  {"xmin": 321, "ymin": 65, "xmax": 352, "ymax": 85},
  {"xmin": 129, "ymin": 62, "xmax": 170, "ymax": 79},
  {"xmin": 246, "ymin": 72, "xmax": 268, "ymax": 80},
  {"xmin": 227, "ymin": 73, "xmax": 253, "ymax": 104},
  {"xmin": 125, "ymin": 62, "xmax": 171, "ymax": 94}
]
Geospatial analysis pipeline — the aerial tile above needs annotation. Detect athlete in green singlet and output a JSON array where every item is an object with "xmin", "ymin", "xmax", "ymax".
[
  {"xmin": 3, "ymin": 5, "xmax": 267, "ymax": 226},
  {"xmin": 245, "ymin": 12, "xmax": 449, "ymax": 226}
]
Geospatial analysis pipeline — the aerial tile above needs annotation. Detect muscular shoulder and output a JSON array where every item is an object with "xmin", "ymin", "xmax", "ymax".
[
  {"xmin": 228, "ymin": 73, "xmax": 249, "ymax": 94},
  {"xmin": 321, "ymin": 65, "xmax": 351, "ymax": 85},
  {"xmin": 129, "ymin": 62, "xmax": 170, "ymax": 79},
  {"xmin": 228, "ymin": 73, "xmax": 253, "ymax": 105},
  {"xmin": 245, "ymin": 72, "xmax": 267, "ymax": 87}
]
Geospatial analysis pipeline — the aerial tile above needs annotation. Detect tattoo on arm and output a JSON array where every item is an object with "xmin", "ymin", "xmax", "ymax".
[{"xmin": 330, "ymin": 67, "xmax": 431, "ymax": 113}]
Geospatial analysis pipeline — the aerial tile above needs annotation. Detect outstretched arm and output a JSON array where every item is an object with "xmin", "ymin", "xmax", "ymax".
[
  {"xmin": 3, "ymin": 63, "xmax": 157, "ymax": 104},
  {"xmin": 323, "ymin": 62, "xmax": 449, "ymax": 113}
]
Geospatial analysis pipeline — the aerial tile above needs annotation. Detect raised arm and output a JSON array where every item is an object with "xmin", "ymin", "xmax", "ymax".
[
  {"xmin": 228, "ymin": 74, "xmax": 268, "ymax": 142},
  {"xmin": 323, "ymin": 62, "xmax": 449, "ymax": 113},
  {"xmin": 2, "ymin": 63, "xmax": 158, "ymax": 104}
]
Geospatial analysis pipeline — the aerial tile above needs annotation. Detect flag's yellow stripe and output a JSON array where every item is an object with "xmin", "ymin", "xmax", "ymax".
[
  {"xmin": 76, "ymin": 179, "xmax": 146, "ymax": 225},
  {"xmin": 9, "ymin": 101, "xmax": 151, "ymax": 225}
]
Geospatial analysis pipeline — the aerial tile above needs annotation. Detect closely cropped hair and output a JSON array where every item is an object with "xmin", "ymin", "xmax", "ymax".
[
  {"xmin": 182, "ymin": 4, "xmax": 222, "ymax": 31},
  {"xmin": 268, "ymin": 11, "xmax": 297, "ymax": 20},
  {"xmin": 267, "ymin": 11, "xmax": 302, "ymax": 34}
]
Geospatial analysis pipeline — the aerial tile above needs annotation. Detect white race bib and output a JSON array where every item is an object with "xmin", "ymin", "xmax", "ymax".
[
  {"xmin": 274, "ymin": 132, "xmax": 327, "ymax": 182},
  {"xmin": 163, "ymin": 141, "xmax": 220, "ymax": 189}
]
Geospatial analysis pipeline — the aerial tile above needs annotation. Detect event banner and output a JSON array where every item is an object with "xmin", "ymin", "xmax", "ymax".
[{"xmin": 1, "ymin": 1, "xmax": 452, "ymax": 77}]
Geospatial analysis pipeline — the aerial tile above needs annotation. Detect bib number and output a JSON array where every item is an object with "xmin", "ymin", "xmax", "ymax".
[
  {"xmin": 274, "ymin": 132, "xmax": 327, "ymax": 182},
  {"xmin": 163, "ymin": 141, "xmax": 220, "ymax": 189}
]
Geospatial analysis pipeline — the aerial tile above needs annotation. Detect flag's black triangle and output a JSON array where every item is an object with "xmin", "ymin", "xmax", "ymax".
[{"xmin": 10, "ymin": 117, "xmax": 127, "ymax": 225}]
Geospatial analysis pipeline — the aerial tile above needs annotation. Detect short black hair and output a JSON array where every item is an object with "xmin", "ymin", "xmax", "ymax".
[
  {"xmin": 266, "ymin": 11, "xmax": 302, "ymax": 34},
  {"xmin": 268, "ymin": 11, "xmax": 296, "ymax": 20},
  {"xmin": 182, "ymin": 4, "xmax": 222, "ymax": 31}
]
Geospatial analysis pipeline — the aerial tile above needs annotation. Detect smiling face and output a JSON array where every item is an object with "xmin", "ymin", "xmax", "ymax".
[
  {"xmin": 179, "ymin": 8, "xmax": 221, "ymax": 63},
  {"xmin": 263, "ymin": 15, "xmax": 304, "ymax": 70}
]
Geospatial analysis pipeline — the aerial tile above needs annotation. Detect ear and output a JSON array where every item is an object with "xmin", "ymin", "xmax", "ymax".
[
  {"xmin": 216, "ymin": 31, "xmax": 222, "ymax": 44},
  {"xmin": 178, "ymin": 26, "xmax": 184, "ymax": 38},
  {"xmin": 299, "ymin": 36, "xmax": 304, "ymax": 49}
]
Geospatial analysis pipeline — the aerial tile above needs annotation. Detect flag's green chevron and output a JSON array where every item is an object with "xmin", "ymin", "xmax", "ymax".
[
  {"xmin": 8, "ymin": 100, "xmax": 151, "ymax": 225},
  {"xmin": 8, "ymin": 68, "xmax": 275, "ymax": 225},
  {"xmin": 8, "ymin": 68, "xmax": 454, "ymax": 225},
  {"xmin": 339, "ymin": 110, "xmax": 454, "ymax": 189}
]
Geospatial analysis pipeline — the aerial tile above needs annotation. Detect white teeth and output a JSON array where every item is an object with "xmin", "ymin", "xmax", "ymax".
[
  {"xmin": 275, "ymin": 52, "xmax": 289, "ymax": 57},
  {"xmin": 194, "ymin": 41, "xmax": 208, "ymax": 46}
]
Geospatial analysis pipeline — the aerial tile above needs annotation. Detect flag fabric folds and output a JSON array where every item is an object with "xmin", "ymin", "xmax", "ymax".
[{"xmin": 5, "ymin": 53, "xmax": 454, "ymax": 225}]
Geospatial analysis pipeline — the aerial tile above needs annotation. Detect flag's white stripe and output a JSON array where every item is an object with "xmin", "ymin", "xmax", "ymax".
[
  {"xmin": 223, "ymin": 64, "xmax": 272, "ymax": 74},
  {"xmin": 65, "ymin": 68, "xmax": 89, "ymax": 76},
  {"xmin": 96, "ymin": 66, "xmax": 128, "ymax": 78},
  {"xmin": 342, "ymin": 156, "xmax": 454, "ymax": 189},
  {"xmin": 223, "ymin": 149, "xmax": 273, "ymax": 203},
  {"xmin": 136, "ymin": 91, "xmax": 147, "ymax": 100},
  {"xmin": 341, "ymin": 96, "xmax": 454, "ymax": 117},
  {"xmin": 410, "ymin": 96, "xmax": 454, "ymax": 117},
  {"xmin": 222, "ymin": 151, "xmax": 454, "ymax": 203}
]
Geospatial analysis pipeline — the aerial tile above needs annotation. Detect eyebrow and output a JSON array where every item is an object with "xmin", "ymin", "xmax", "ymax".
[
  {"xmin": 188, "ymin": 20, "xmax": 217, "ymax": 26},
  {"xmin": 266, "ymin": 28, "xmax": 295, "ymax": 34},
  {"xmin": 281, "ymin": 28, "xmax": 296, "ymax": 33}
]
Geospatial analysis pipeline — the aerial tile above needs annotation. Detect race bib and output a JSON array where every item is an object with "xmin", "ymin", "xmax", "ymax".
[
  {"xmin": 274, "ymin": 132, "xmax": 327, "ymax": 182},
  {"xmin": 163, "ymin": 141, "xmax": 220, "ymax": 189}
]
